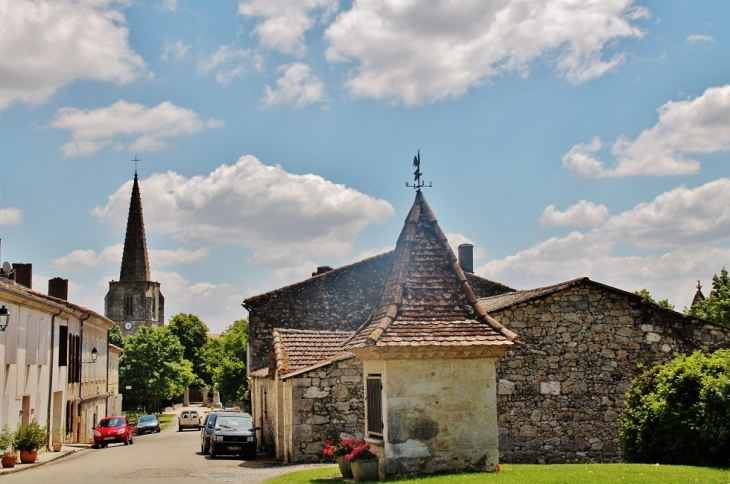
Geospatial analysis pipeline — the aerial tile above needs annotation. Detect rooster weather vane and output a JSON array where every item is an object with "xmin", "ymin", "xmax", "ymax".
[{"xmin": 405, "ymin": 150, "xmax": 432, "ymax": 191}]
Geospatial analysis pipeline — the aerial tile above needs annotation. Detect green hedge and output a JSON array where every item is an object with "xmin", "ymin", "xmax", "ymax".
[{"xmin": 620, "ymin": 349, "xmax": 730, "ymax": 466}]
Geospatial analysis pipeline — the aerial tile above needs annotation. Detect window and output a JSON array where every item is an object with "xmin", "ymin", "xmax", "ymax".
[
  {"xmin": 58, "ymin": 326, "xmax": 68, "ymax": 366},
  {"xmin": 124, "ymin": 294, "xmax": 133, "ymax": 316},
  {"xmin": 366, "ymin": 374, "xmax": 383, "ymax": 437}
]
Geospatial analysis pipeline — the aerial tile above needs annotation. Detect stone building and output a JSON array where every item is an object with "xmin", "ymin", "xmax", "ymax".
[{"xmin": 105, "ymin": 171, "xmax": 164, "ymax": 336}]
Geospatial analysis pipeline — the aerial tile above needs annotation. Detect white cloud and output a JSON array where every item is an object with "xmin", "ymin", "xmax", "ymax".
[
  {"xmin": 162, "ymin": 0, "xmax": 178, "ymax": 11},
  {"xmin": 92, "ymin": 155, "xmax": 395, "ymax": 267},
  {"xmin": 687, "ymin": 34, "xmax": 715, "ymax": 44},
  {"xmin": 263, "ymin": 63, "xmax": 326, "ymax": 107},
  {"xmin": 563, "ymin": 84, "xmax": 730, "ymax": 178},
  {"xmin": 52, "ymin": 244, "xmax": 208, "ymax": 271},
  {"xmin": 476, "ymin": 179, "xmax": 730, "ymax": 309},
  {"xmin": 324, "ymin": 0, "xmax": 647, "ymax": 105},
  {"xmin": 445, "ymin": 233, "xmax": 486, "ymax": 261},
  {"xmin": 0, "ymin": 207, "xmax": 23, "ymax": 225},
  {"xmin": 162, "ymin": 40, "xmax": 189, "ymax": 61},
  {"xmin": 0, "ymin": 0, "xmax": 145, "ymax": 111},
  {"xmin": 50, "ymin": 100, "xmax": 222, "ymax": 156},
  {"xmin": 541, "ymin": 200, "xmax": 609, "ymax": 227},
  {"xmin": 238, "ymin": 0, "xmax": 338, "ymax": 56},
  {"xmin": 198, "ymin": 44, "xmax": 249, "ymax": 85}
]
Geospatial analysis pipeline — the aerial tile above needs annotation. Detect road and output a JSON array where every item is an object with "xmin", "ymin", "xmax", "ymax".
[{"xmin": 2, "ymin": 412, "xmax": 332, "ymax": 484}]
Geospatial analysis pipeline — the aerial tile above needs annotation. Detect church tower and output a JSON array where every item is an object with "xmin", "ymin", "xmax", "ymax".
[{"xmin": 105, "ymin": 170, "xmax": 164, "ymax": 336}]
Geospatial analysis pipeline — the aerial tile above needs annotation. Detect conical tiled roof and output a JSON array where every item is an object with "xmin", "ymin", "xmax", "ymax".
[
  {"xmin": 344, "ymin": 191, "xmax": 516, "ymax": 350},
  {"xmin": 691, "ymin": 281, "xmax": 705, "ymax": 307},
  {"xmin": 119, "ymin": 172, "xmax": 151, "ymax": 282}
]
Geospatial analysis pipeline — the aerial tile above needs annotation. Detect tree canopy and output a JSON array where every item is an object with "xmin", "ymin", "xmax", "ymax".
[
  {"xmin": 108, "ymin": 325, "xmax": 124, "ymax": 348},
  {"xmin": 620, "ymin": 349, "xmax": 730, "ymax": 467},
  {"xmin": 633, "ymin": 289, "xmax": 675, "ymax": 311},
  {"xmin": 167, "ymin": 313, "xmax": 210, "ymax": 384},
  {"xmin": 120, "ymin": 326, "xmax": 195, "ymax": 412},
  {"xmin": 202, "ymin": 319, "xmax": 249, "ymax": 405},
  {"xmin": 688, "ymin": 268, "xmax": 730, "ymax": 326}
]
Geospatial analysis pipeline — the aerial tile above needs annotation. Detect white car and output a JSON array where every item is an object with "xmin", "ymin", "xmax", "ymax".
[{"xmin": 178, "ymin": 410, "xmax": 201, "ymax": 431}]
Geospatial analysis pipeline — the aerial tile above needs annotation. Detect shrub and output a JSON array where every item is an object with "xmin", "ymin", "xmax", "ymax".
[
  {"xmin": 0, "ymin": 425, "xmax": 15, "ymax": 455},
  {"xmin": 14, "ymin": 420, "xmax": 47, "ymax": 452},
  {"xmin": 620, "ymin": 349, "xmax": 730, "ymax": 467}
]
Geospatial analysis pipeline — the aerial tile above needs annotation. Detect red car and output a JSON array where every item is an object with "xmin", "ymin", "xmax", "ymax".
[{"xmin": 93, "ymin": 416, "xmax": 134, "ymax": 447}]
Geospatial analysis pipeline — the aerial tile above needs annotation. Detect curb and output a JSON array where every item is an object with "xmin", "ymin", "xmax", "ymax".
[{"xmin": 0, "ymin": 447, "xmax": 88, "ymax": 476}]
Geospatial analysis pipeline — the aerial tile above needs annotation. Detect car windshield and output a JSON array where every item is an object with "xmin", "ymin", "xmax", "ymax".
[
  {"xmin": 98, "ymin": 418, "xmax": 124, "ymax": 428},
  {"xmin": 138, "ymin": 416, "xmax": 157, "ymax": 423},
  {"xmin": 215, "ymin": 416, "xmax": 253, "ymax": 430}
]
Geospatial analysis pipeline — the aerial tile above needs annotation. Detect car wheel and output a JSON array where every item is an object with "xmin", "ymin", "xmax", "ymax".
[
  {"xmin": 156, "ymin": 428, "xmax": 161, "ymax": 433},
  {"xmin": 124, "ymin": 436, "xmax": 129, "ymax": 446},
  {"xmin": 130, "ymin": 435, "xmax": 134, "ymax": 445},
  {"xmin": 204, "ymin": 442, "xmax": 210, "ymax": 455},
  {"xmin": 248, "ymin": 451, "xmax": 256, "ymax": 460},
  {"xmin": 210, "ymin": 451, "xmax": 217, "ymax": 459}
]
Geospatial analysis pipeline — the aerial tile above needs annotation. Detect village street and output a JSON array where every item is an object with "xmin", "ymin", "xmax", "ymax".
[{"xmin": 1, "ymin": 412, "xmax": 329, "ymax": 484}]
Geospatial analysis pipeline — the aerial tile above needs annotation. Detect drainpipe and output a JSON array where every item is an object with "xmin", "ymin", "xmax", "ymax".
[
  {"xmin": 46, "ymin": 308, "xmax": 63, "ymax": 450},
  {"xmin": 106, "ymin": 329, "xmax": 110, "ymax": 417}
]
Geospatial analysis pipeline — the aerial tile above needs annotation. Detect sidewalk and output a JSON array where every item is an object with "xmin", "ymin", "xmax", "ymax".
[{"xmin": 0, "ymin": 444, "xmax": 90, "ymax": 476}]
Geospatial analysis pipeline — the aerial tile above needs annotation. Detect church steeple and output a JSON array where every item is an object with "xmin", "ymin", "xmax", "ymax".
[{"xmin": 119, "ymin": 172, "xmax": 151, "ymax": 282}]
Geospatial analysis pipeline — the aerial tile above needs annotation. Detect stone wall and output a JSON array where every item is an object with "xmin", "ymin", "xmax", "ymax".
[
  {"xmin": 104, "ymin": 280, "xmax": 164, "ymax": 336},
  {"xmin": 490, "ymin": 281, "xmax": 730, "ymax": 463},
  {"xmin": 288, "ymin": 357, "xmax": 365, "ymax": 462}
]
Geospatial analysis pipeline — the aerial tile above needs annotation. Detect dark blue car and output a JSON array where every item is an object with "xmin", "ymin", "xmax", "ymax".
[{"xmin": 200, "ymin": 412, "xmax": 219, "ymax": 455}]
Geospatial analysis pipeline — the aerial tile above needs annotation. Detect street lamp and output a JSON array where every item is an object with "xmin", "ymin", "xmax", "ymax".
[
  {"xmin": 82, "ymin": 347, "xmax": 98, "ymax": 364},
  {"xmin": 0, "ymin": 306, "xmax": 9, "ymax": 331}
]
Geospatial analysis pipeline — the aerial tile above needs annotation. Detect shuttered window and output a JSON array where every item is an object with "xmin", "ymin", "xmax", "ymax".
[
  {"xmin": 366, "ymin": 374, "xmax": 383, "ymax": 437},
  {"xmin": 58, "ymin": 325, "xmax": 68, "ymax": 366}
]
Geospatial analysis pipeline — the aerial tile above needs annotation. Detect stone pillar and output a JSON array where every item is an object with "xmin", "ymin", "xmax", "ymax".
[{"xmin": 183, "ymin": 388, "xmax": 190, "ymax": 406}]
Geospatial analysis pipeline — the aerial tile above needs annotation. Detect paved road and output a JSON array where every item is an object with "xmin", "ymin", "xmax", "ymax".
[{"xmin": 2, "ymin": 412, "xmax": 333, "ymax": 484}]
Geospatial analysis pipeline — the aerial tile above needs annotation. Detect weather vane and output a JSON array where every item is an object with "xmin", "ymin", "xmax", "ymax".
[
  {"xmin": 405, "ymin": 150, "xmax": 432, "ymax": 191},
  {"xmin": 132, "ymin": 155, "xmax": 140, "ymax": 175}
]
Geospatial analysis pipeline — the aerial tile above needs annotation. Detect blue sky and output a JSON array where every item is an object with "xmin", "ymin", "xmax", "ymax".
[{"xmin": 1, "ymin": 0, "xmax": 728, "ymax": 332}]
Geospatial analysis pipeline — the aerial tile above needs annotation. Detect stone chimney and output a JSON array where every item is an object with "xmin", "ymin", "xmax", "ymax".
[
  {"xmin": 457, "ymin": 244, "xmax": 474, "ymax": 274},
  {"xmin": 48, "ymin": 277, "xmax": 69, "ymax": 300},
  {"xmin": 13, "ymin": 263, "xmax": 32, "ymax": 289}
]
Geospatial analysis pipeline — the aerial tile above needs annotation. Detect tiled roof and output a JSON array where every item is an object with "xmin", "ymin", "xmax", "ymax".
[
  {"xmin": 344, "ymin": 191, "xmax": 516, "ymax": 350},
  {"xmin": 273, "ymin": 328, "xmax": 353, "ymax": 376},
  {"xmin": 478, "ymin": 278, "xmax": 587, "ymax": 312},
  {"xmin": 120, "ymin": 172, "xmax": 151, "ymax": 282},
  {"xmin": 248, "ymin": 367, "xmax": 269, "ymax": 378}
]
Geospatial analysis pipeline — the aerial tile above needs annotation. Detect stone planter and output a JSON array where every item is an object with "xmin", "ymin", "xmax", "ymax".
[
  {"xmin": 1, "ymin": 454, "xmax": 17, "ymax": 468},
  {"xmin": 351, "ymin": 459, "xmax": 379, "ymax": 482},
  {"xmin": 337, "ymin": 455, "xmax": 353, "ymax": 478},
  {"xmin": 19, "ymin": 450, "xmax": 38, "ymax": 464}
]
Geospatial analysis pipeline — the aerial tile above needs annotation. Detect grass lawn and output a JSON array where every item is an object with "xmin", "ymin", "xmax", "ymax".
[
  {"xmin": 158, "ymin": 413, "xmax": 176, "ymax": 431},
  {"xmin": 262, "ymin": 464, "xmax": 730, "ymax": 484}
]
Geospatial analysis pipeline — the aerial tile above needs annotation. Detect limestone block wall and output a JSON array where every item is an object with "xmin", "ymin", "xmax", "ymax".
[
  {"xmin": 380, "ymin": 358, "xmax": 500, "ymax": 476},
  {"xmin": 105, "ymin": 280, "xmax": 164, "ymax": 336},
  {"xmin": 288, "ymin": 357, "xmax": 364, "ymax": 462},
  {"xmin": 490, "ymin": 283, "xmax": 730, "ymax": 464}
]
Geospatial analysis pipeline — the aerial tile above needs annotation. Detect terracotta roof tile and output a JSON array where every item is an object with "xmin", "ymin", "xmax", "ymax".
[
  {"xmin": 344, "ymin": 191, "xmax": 515, "ymax": 350},
  {"xmin": 273, "ymin": 328, "xmax": 353, "ymax": 375}
]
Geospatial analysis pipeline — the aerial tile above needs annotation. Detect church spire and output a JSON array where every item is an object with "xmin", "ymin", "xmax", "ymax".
[{"xmin": 119, "ymin": 170, "xmax": 151, "ymax": 282}]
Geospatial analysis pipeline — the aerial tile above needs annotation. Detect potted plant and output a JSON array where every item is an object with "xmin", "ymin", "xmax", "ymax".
[
  {"xmin": 14, "ymin": 420, "xmax": 47, "ymax": 463},
  {"xmin": 0, "ymin": 425, "xmax": 16, "ymax": 468},
  {"xmin": 323, "ymin": 439, "xmax": 358, "ymax": 478},
  {"xmin": 52, "ymin": 426, "xmax": 65, "ymax": 452},
  {"xmin": 346, "ymin": 440, "xmax": 379, "ymax": 482}
]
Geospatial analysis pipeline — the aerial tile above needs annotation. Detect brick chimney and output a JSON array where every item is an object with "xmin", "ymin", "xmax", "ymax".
[
  {"xmin": 457, "ymin": 244, "xmax": 474, "ymax": 274},
  {"xmin": 13, "ymin": 263, "xmax": 32, "ymax": 289},
  {"xmin": 48, "ymin": 277, "xmax": 69, "ymax": 300}
]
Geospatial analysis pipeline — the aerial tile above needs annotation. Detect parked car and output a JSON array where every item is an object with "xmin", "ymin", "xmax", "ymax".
[
  {"xmin": 135, "ymin": 414, "xmax": 161, "ymax": 435},
  {"xmin": 209, "ymin": 412, "xmax": 257, "ymax": 459},
  {"xmin": 200, "ymin": 412, "xmax": 219, "ymax": 455},
  {"xmin": 178, "ymin": 410, "xmax": 201, "ymax": 431},
  {"xmin": 93, "ymin": 416, "xmax": 134, "ymax": 448}
]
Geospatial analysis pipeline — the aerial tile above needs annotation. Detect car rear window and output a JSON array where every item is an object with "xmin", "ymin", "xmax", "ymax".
[{"xmin": 190, "ymin": 411, "xmax": 198, "ymax": 417}]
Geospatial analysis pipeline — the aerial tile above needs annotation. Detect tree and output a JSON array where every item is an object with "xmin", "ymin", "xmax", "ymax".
[
  {"xmin": 108, "ymin": 325, "xmax": 124, "ymax": 348},
  {"xmin": 167, "ymin": 313, "xmax": 210, "ymax": 383},
  {"xmin": 204, "ymin": 319, "xmax": 249, "ymax": 406},
  {"xmin": 634, "ymin": 288, "xmax": 675, "ymax": 311},
  {"xmin": 688, "ymin": 268, "xmax": 730, "ymax": 326},
  {"xmin": 120, "ymin": 326, "xmax": 195, "ymax": 412},
  {"xmin": 620, "ymin": 349, "xmax": 730, "ymax": 467}
]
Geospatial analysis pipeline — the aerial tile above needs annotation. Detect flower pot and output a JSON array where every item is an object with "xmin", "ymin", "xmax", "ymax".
[
  {"xmin": 53, "ymin": 442, "xmax": 63, "ymax": 452},
  {"xmin": 351, "ymin": 459, "xmax": 379, "ymax": 482},
  {"xmin": 19, "ymin": 450, "xmax": 38, "ymax": 464},
  {"xmin": 1, "ymin": 454, "xmax": 16, "ymax": 468},
  {"xmin": 337, "ymin": 455, "xmax": 353, "ymax": 478}
]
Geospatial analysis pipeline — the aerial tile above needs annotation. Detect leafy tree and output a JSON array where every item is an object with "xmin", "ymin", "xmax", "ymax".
[
  {"xmin": 120, "ymin": 326, "xmax": 195, "ymax": 412},
  {"xmin": 108, "ymin": 325, "xmax": 124, "ymax": 348},
  {"xmin": 167, "ymin": 313, "xmax": 210, "ymax": 382},
  {"xmin": 620, "ymin": 350, "xmax": 730, "ymax": 467},
  {"xmin": 688, "ymin": 268, "xmax": 730, "ymax": 326},
  {"xmin": 634, "ymin": 288, "xmax": 675, "ymax": 311},
  {"xmin": 205, "ymin": 319, "xmax": 249, "ymax": 406}
]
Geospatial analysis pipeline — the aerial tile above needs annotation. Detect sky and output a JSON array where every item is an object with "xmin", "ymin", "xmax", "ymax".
[{"xmin": 1, "ymin": 0, "xmax": 729, "ymax": 333}]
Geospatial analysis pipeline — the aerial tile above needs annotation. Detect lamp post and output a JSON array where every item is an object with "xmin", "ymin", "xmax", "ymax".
[{"xmin": 0, "ymin": 305, "xmax": 9, "ymax": 331}]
